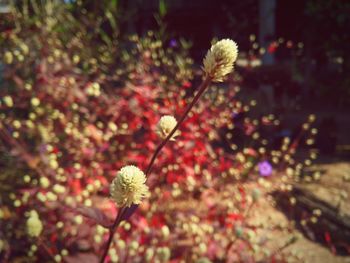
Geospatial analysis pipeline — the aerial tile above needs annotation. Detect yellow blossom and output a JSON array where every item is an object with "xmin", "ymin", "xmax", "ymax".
[
  {"xmin": 3, "ymin": 96, "xmax": 14, "ymax": 107},
  {"xmin": 27, "ymin": 210, "xmax": 43, "ymax": 237},
  {"xmin": 4, "ymin": 51, "xmax": 13, "ymax": 64},
  {"xmin": 31, "ymin": 97, "xmax": 40, "ymax": 107}
]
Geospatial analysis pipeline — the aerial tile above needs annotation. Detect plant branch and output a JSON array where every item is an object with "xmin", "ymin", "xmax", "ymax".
[
  {"xmin": 145, "ymin": 76, "xmax": 211, "ymax": 176},
  {"xmin": 99, "ymin": 207, "xmax": 126, "ymax": 263},
  {"xmin": 99, "ymin": 76, "xmax": 211, "ymax": 263}
]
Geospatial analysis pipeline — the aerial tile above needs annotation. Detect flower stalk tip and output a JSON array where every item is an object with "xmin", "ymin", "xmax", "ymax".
[
  {"xmin": 156, "ymin": 115, "xmax": 180, "ymax": 141},
  {"xmin": 203, "ymin": 39, "xmax": 238, "ymax": 82}
]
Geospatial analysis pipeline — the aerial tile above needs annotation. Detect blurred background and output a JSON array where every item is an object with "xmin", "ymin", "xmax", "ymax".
[
  {"xmin": 1, "ymin": 0, "xmax": 349, "ymax": 155},
  {"xmin": 0, "ymin": 0, "xmax": 349, "ymax": 262}
]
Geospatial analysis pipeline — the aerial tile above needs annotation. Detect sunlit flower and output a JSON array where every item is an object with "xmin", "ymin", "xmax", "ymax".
[
  {"xmin": 203, "ymin": 39, "xmax": 238, "ymax": 82},
  {"xmin": 27, "ymin": 210, "xmax": 43, "ymax": 237},
  {"xmin": 156, "ymin": 247, "xmax": 171, "ymax": 262},
  {"xmin": 108, "ymin": 122, "xmax": 118, "ymax": 132},
  {"xmin": 145, "ymin": 248, "xmax": 155, "ymax": 262},
  {"xmin": 31, "ymin": 97, "xmax": 40, "ymax": 107},
  {"xmin": 74, "ymin": 215, "xmax": 83, "ymax": 225},
  {"xmin": 196, "ymin": 257, "xmax": 212, "ymax": 263},
  {"xmin": 40, "ymin": 177, "xmax": 50, "ymax": 188},
  {"xmin": 3, "ymin": 96, "xmax": 14, "ymax": 107},
  {"xmin": 110, "ymin": 165, "xmax": 149, "ymax": 207},
  {"xmin": 156, "ymin": 115, "xmax": 180, "ymax": 140},
  {"xmin": 4, "ymin": 51, "xmax": 13, "ymax": 64},
  {"xmin": 252, "ymin": 188, "xmax": 261, "ymax": 201},
  {"xmin": 19, "ymin": 43, "xmax": 29, "ymax": 55},
  {"xmin": 53, "ymin": 184, "xmax": 65, "ymax": 194},
  {"xmin": 54, "ymin": 255, "xmax": 62, "ymax": 262},
  {"xmin": 86, "ymin": 82, "xmax": 101, "ymax": 97},
  {"xmin": 161, "ymin": 225, "xmax": 170, "ymax": 238}
]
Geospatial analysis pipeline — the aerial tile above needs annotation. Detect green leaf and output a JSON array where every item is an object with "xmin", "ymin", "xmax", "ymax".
[
  {"xmin": 111, "ymin": 0, "xmax": 118, "ymax": 9},
  {"xmin": 99, "ymin": 30, "xmax": 112, "ymax": 47},
  {"xmin": 106, "ymin": 10, "xmax": 118, "ymax": 31},
  {"xmin": 159, "ymin": 0, "xmax": 167, "ymax": 17}
]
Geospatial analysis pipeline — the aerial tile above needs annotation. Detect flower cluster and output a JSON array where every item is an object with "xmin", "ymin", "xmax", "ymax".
[
  {"xmin": 203, "ymin": 39, "xmax": 238, "ymax": 82},
  {"xmin": 110, "ymin": 165, "xmax": 149, "ymax": 207},
  {"xmin": 26, "ymin": 210, "xmax": 43, "ymax": 237}
]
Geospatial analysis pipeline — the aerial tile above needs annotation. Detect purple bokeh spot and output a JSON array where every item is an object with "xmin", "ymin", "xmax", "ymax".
[
  {"xmin": 169, "ymin": 39, "xmax": 177, "ymax": 48},
  {"xmin": 258, "ymin": 161, "xmax": 273, "ymax": 177}
]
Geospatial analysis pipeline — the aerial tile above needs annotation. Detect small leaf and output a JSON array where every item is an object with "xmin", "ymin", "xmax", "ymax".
[
  {"xmin": 111, "ymin": 0, "xmax": 118, "ymax": 10},
  {"xmin": 73, "ymin": 206, "xmax": 113, "ymax": 228},
  {"xmin": 159, "ymin": 0, "xmax": 167, "ymax": 17},
  {"xmin": 99, "ymin": 30, "xmax": 112, "ymax": 47},
  {"xmin": 105, "ymin": 11, "xmax": 117, "ymax": 31}
]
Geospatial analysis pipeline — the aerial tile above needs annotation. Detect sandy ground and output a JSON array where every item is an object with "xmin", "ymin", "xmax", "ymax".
[{"xmin": 248, "ymin": 162, "xmax": 350, "ymax": 263}]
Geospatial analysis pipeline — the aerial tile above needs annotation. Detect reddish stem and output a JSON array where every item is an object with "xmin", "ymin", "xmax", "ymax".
[
  {"xmin": 99, "ymin": 207, "xmax": 126, "ymax": 263},
  {"xmin": 99, "ymin": 77, "xmax": 211, "ymax": 263},
  {"xmin": 145, "ymin": 76, "xmax": 211, "ymax": 176}
]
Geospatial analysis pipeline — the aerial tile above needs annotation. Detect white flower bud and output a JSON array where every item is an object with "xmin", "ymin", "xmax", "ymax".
[
  {"xmin": 156, "ymin": 115, "xmax": 180, "ymax": 140},
  {"xmin": 27, "ymin": 210, "xmax": 43, "ymax": 237},
  {"xmin": 203, "ymin": 39, "xmax": 238, "ymax": 82}
]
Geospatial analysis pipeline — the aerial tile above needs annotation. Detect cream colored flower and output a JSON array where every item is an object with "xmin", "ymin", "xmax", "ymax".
[
  {"xmin": 27, "ymin": 210, "xmax": 43, "ymax": 237},
  {"xmin": 31, "ymin": 97, "xmax": 40, "ymax": 107},
  {"xmin": 203, "ymin": 39, "xmax": 238, "ymax": 82},
  {"xmin": 3, "ymin": 96, "xmax": 14, "ymax": 107},
  {"xmin": 156, "ymin": 247, "xmax": 171, "ymax": 262},
  {"xmin": 40, "ymin": 177, "xmax": 50, "ymax": 188},
  {"xmin": 156, "ymin": 115, "xmax": 180, "ymax": 140},
  {"xmin": 110, "ymin": 165, "xmax": 149, "ymax": 207},
  {"xmin": 4, "ymin": 51, "xmax": 13, "ymax": 64},
  {"xmin": 19, "ymin": 43, "xmax": 29, "ymax": 55}
]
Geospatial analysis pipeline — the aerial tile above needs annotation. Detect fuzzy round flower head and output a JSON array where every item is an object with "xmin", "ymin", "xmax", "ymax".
[
  {"xmin": 4, "ymin": 51, "xmax": 13, "ymax": 64},
  {"xmin": 27, "ymin": 210, "xmax": 43, "ymax": 237},
  {"xmin": 110, "ymin": 165, "xmax": 149, "ymax": 207},
  {"xmin": 156, "ymin": 115, "xmax": 180, "ymax": 141},
  {"xmin": 203, "ymin": 39, "xmax": 238, "ymax": 82}
]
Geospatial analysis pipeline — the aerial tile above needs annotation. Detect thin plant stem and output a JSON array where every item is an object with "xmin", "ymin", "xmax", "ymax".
[
  {"xmin": 145, "ymin": 76, "xmax": 211, "ymax": 176},
  {"xmin": 99, "ymin": 76, "xmax": 212, "ymax": 263},
  {"xmin": 99, "ymin": 207, "xmax": 126, "ymax": 263},
  {"xmin": 226, "ymin": 201, "xmax": 256, "ymax": 254},
  {"xmin": 38, "ymin": 237, "xmax": 56, "ymax": 261},
  {"xmin": 263, "ymin": 236, "xmax": 297, "ymax": 261}
]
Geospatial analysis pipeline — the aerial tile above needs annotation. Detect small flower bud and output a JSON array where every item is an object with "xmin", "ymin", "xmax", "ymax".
[
  {"xmin": 161, "ymin": 225, "xmax": 170, "ymax": 239},
  {"xmin": 156, "ymin": 247, "xmax": 171, "ymax": 262},
  {"xmin": 252, "ymin": 188, "xmax": 261, "ymax": 202},
  {"xmin": 4, "ymin": 51, "xmax": 13, "ymax": 64},
  {"xmin": 27, "ymin": 210, "xmax": 43, "ymax": 237},
  {"xmin": 156, "ymin": 115, "xmax": 180, "ymax": 140},
  {"xmin": 31, "ymin": 97, "xmax": 40, "ymax": 107},
  {"xmin": 145, "ymin": 248, "xmax": 155, "ymax": 262},
  {"xmin": 235, "ymin": 225, "xmax": 244, "ymax": 238},
  {"xmin": 203, "ymin": 39, "xmax": 238, "ymax": 82},
  {"xmin": 3, "ymin": 96, "xmax": 14, "ymax": 107}
]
